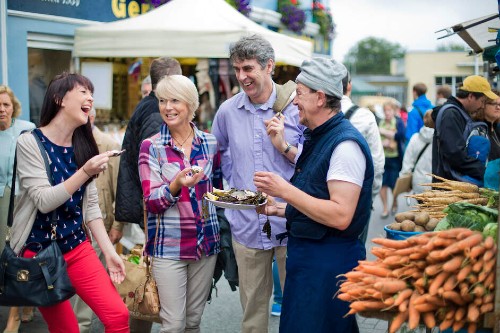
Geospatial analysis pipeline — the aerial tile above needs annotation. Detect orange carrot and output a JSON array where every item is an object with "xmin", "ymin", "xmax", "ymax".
[
  {"xmin": 472, "ymin": 258, "xmax": 484, "ymax": 273},
  {"xmin": 429, "ymin": 271, "xmax": 450, "ymax": 296},
  {"xmin": 457, "ymin": 265, "xmax": 472, "ymax": 282},
  {"xmin": 468, "ymin": 322, "xmax": 477, "ymax": 333},
  {"xmin": 454, "ymin": 307, "xmax": 466, "ymax": 322},
  {"xmin": 467, "ymin": 303, "xmax": 480, "ymax": 322},
  {"xmin": 337, "ymin": 293, "xmax": 353, "ymax": 302},
  {"xmin": 373, "ymin": 279, "xmax": 407, "ymax": 294},
  {"xmin": 443, "ymin": 255, "xmax": 464, "ymax": 272},
  {"xmin": 425, "ymin": 263, "xmax": 443, "ymax": 276},
  {"xmin": 422, "ymin": 312, "xmax": 436, "ymax": 329},
  {"xmin": 349, "ymin": 300, "xmax": 387, "ymax": 312},
  {"xmin": 414, "ymin": 303, "xmax": 438, "ymax": 312},
  {"xmin": 484, "ymin": 258, "xmax": 496, "ymax": 274},
  {"xmin": 389, "ymin": 311, "xmax": 408, "ymax": 333},
  {"xmin": 442, "ymin": 290, "xmax": 465, "ymax": 306},
  {"xmin": 358, "ymin": 265, "xmax": 393, "ymax": 278},
  {"xmin": 382, "ymin": 255, "xmax": 409, "ymax": 267},
  {"xmin": 484, "ymin": 272, "xmax": 495, "ymax": 290},
  {"xmin": 472, "ymin": 284, "xmax": 485, "ymax": 298},
  {"xmin": 452, "ymin": 319, "xmax": 466, "ymax": 332},
  {"xmin": 443, "ymin": 274, "xmax": 457, "ymax": 291},
  {"xmin": 438, "ymin": 318, "xmax": 453, "ymax": 331},
  {"xmin": 408, "ymin": 292, "xmax": 420, "ymax": 330},
  {"xmin": 484, "ymin": 236, "xmax": 495, "ymax": 250},
  {"xmin": 398, "ymin": 299, "xmax": 409, "ymax": 313},
  {"xmin": 372, "ymin": 238, "xmax": 410, "ymax": 249},
  {"xmin": 480, "ymin": 302, "xmax": 494, "ymax": 314},
  {"xmin": 483, "ymin": 293, "xmax": 494, "ymax": 304},
  {"xmin": 393, "ymin": 289, "xmax": 413, "ymax": 307},
  {"xmin": 466, "ymin": 244, "xmax": 486, "ymax": 260}
]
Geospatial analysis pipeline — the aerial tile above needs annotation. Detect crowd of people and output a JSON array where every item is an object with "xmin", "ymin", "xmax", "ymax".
[{"xmin": 1, "ymin": 32, "xmax": 499, "ymax": 333}]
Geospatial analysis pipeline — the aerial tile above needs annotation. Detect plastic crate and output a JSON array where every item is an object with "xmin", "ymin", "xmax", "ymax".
[{"xmin": 384, "ymin": 225, "xmax": 424, "ymax": 240}]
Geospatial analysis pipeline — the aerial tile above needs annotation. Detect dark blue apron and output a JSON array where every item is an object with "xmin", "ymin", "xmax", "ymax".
[{"xmin": 279, "ymin": 235, "xmax": 365, "ymax": 333}]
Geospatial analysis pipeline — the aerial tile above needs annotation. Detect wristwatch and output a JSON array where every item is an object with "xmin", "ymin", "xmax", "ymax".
[{"xmin": 282, "ymin": 142, "xmax": 292, "ymax": 154}]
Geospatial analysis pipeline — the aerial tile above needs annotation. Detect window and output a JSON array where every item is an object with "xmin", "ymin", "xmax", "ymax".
[{"xmin": 435, "ymin": 76, "xmax": 466, "ymax": 95}]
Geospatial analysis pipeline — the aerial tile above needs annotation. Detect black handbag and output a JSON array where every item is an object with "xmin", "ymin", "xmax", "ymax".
[{"xmin": 0, "ymin": 131, "xmax": 76, "ymax": 306}]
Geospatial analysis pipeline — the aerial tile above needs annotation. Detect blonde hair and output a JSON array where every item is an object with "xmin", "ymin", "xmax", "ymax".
[
  {"xmin": 0, "ymin": 85, "xmax": 21, "ymax": 118},
  {"xmin": 156, "ymin": 75, "xmax": 199, "ymax": 120}
]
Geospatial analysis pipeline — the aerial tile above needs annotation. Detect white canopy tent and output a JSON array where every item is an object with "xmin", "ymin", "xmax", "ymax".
[{"xmin": 73, "ymin": 0, "xmax": 312, "ymax": 66}]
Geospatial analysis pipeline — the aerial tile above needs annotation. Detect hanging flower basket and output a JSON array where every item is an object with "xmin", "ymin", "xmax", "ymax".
[
  {"xmin": 312, "ymin": 1, "xmax": 334, "ymax": 39},
  {"xmin": 280, "ymin": 4, "xmax": 306, "ymax": 33},
  {"xmin": 226, "ymin": 0, "xmax": 251, "ymax": 16}
]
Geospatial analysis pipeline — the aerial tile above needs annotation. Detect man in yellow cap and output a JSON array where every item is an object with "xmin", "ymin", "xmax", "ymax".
[{"xmin": 431, "ymin": 75, "xmax": 499, "ymax": 184}]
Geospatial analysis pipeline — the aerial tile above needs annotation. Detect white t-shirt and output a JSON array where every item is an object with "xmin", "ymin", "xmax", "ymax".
[{"xmin": 327, "ymin": 140, "xmax": 366, "ymax": 187}]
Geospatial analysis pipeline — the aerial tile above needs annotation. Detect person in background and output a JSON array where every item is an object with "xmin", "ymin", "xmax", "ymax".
[
  {"xmin": 254, "ymin": 58, "xmax": 373, "ymax": 333},
  {"xmin": 379, "ymin": 101, "xmax": 405, "ymax": 218},
  {"xmin": 139, "ymin": 75, "xmax": 222, "ymax": 332},
  {"xmin": 399, "ymin": 106, "xmax": 408, "ymax": 126},
  {"xmin": 341, "ymin": 71, "xmax": 384, "ymax": 243},
  {"xmin": 436, "ymin": 85, "xmax": 452, "ymax": 106},
  {"xmin": 141, "ymin": 75, "xmax": 152, "ymax": 99},
  {"xmin": 115, "ymin": 57, "xmax": 181, "ymax": 333},
  {"xmin": 431, "ymin": 75, "xmax": 497, "ymax": 184},
  {"xmin": 212, "ymin": 34, "xmax": 303, "ymax": 333},
  {"xmin": 406, "ymin": 83, "xmax": 433, "ymax": 141},
  {"xmin": 0, "ymin": 85, "xmax": 35, "ymax": 333},
  {"xmin": 72, "ymin": 107, "xmax": 124, "ymax": 333},
  {"xmin": 482, "ymin": 89, "xmax": 500, "ymax": 190},
  {"xmin": 9, "ymin": 72, "xmax": 128, "ymax": 332}
]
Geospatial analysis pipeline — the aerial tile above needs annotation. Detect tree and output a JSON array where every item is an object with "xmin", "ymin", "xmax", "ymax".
[
  {"xmin": 436, "ymin": 42, "xmax": 468, "ymax": 52},
  {"xmin": 343, "ymin": 37, "xmax": 406, "ymax": 75}
]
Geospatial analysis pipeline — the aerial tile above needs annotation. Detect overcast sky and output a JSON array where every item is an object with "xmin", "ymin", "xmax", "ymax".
[{"xmin": 330, "ymin": 0, "xmax": 498, "ymax": 61}]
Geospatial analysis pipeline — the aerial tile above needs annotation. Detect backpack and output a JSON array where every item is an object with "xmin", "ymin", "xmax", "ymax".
[
  {"xmin": 344, "ymin": 105, "xmax": 359, "ymax": 120},
  {"xmin": 435, "ymin": 103, "xmax": 490, "ymax": 186}
]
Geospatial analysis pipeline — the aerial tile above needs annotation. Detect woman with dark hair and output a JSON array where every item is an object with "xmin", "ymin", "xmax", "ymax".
[
  {"xmin": 9, "ymin": 72, "xmax": 129, "ymax": 333},
  {"xmin": 483, "ymin": 89, "xmax": 500, "ymax": 190}
]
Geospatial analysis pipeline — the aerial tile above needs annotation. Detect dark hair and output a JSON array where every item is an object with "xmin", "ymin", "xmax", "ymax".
[
  {"xmin": 436, "ymin": 85, "xmax": 452, "ymax": 98},
  {"xmin": 413, "ymin": 83, "xmax": 427, "ymax": 97},
  {"xmin": 39, "ymin": 72, "xmax": 99, "ymax": 174},
  {"xmin": 456, "ymin": 89, "xmax": 484, "ymax": 99},
  {"xmin": 341, "ymin": 71, "xmax": 350, "ymax": 95},
  {"xmin": 308, "ymin": 87, "xmax": 341, "ymax": 113},
  {"xmin": 229, "ymin": 34, "xmax": 275, "ymax": 73},
  {"xmin": 149, "ymin": 57, "xmax": 182, "ymax": 90}
]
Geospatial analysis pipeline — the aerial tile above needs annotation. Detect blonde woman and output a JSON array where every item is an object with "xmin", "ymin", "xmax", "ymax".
[{"xmin": 139, "ymin": 75, "xmax": 222, "ymax": 332}]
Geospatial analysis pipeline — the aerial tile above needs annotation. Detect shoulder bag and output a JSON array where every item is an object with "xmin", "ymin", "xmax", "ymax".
[
  {"xmin": 114, "ymin": 200, "xmax": 161, "ymax": 322},
  {"xmin": 393, "ymin": 142, "xmax": 430, "ymax": 198},
  {"xmin": 0, "ymin": 131, "xmax": 75, "ymax": 306}
]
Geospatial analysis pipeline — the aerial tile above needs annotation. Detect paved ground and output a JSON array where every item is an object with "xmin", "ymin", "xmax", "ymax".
[{"xmin": 0, "ymin": 193, "xmax": 422, "ymax": 333}]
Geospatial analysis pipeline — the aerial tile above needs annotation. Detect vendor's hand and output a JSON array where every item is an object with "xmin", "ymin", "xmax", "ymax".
[
  {"xmin": 83, "ymin": 152, "xmax": 112, "ymax": 176},
  {"xmin": 264, "ymin": 115, "xmax": 287, "ymax": 152},
  {"xmin": 256, "ymin": 194, "xmax": 280, "ymax": 216},
  {"xmin": 174, "ymin": 167, "xmax": 205, "ymax": 188},
  {"xmin": 105, "ymin": 252, "xmax": 126, "ymax": 284},
  {"xmin": 254, "ymin": 171, "xmax": 289, "ymax": 198}
]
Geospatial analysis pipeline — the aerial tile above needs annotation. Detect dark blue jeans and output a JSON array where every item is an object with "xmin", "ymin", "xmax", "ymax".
[{"xmin": 279, "ymin": 235, "xmax": 365, "ymax": 333}]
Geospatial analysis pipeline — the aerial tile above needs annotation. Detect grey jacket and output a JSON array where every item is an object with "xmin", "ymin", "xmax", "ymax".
[{"xmin": 9, "ymin": 132, "xmax": 102, "ymax": 254}]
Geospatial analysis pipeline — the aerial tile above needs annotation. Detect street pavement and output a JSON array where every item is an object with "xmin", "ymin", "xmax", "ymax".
[{"xmin": 0, "ymin": 193, "xmax": 419, "ymax": 333}]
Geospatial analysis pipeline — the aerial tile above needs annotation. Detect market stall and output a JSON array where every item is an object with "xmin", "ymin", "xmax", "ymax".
[{"xmin": 338, "ymin": 175, "xmax": 500, "ymax": 333}]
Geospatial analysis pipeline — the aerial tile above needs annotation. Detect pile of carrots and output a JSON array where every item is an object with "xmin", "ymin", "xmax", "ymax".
[
  {"xmin": 408, "ymin": 174, "xmax": 489, "ymax": 220},
  {"xmin": 337, "ymin": 228, "xmax": 496, "ymax": 333}
]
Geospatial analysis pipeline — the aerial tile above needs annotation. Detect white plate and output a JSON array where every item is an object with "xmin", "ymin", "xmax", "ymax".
[{"xmin": 204, "ymin": 198, "xmax": 267, "ymax": 210}]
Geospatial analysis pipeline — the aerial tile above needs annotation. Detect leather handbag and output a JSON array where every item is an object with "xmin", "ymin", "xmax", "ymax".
[
  {"xmin": 114, "ymin": 201, "xmax": 161, "ymax": 322},
  {"xmin": 0, "ymin": 131, "xmax": 76, "ymax": 306}
]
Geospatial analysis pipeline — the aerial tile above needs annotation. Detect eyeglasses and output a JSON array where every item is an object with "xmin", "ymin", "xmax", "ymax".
[{"xmin": 486, "ymin": 102, "xmax": 500, "ymax": 108}]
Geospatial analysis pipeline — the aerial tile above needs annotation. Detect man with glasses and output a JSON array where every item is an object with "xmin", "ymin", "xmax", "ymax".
[{"xmin": 431, "ymin": 75, "xmax": 498, "ymax": 184}]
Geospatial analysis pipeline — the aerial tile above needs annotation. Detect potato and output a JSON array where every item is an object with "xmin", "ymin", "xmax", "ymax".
[
  {"xmin": 400, "ymin": 220, "xmax": 416, "ymax": 232},
  {"xmin": 414, "ymin": 225, "xmax": 426, "ymax": 232},
  {"xmin": 414, "ymin": 212, "xmax": 430, "ymax": 226},
  {"xmin": 425, "ymin": 218, "xmax": 440, "ymax": 231},
  {"xmin": 395, "ymin": 212, "xmax": 415, "ymax": 223},
  {"xmin": 387, "ymin": 222, "xmax": 401, "ymax": 231}
]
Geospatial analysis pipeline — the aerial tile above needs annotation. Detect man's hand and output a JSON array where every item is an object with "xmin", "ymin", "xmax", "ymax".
[
  {"xmin": 108, "ymin": 228, "xmax": 123, "ymax": 245},
  {"xmin": 254, "ymin": 171, "xmax": 289, "ymax": 198},
  {"xmin": 264, "ymin": 115, "xmax": 287, "ymax": 153}
]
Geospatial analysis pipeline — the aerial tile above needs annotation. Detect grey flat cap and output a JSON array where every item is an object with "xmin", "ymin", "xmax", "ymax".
[{"xmin": 296, "ymin": 58, "xmax": 347, "ymax": 99}]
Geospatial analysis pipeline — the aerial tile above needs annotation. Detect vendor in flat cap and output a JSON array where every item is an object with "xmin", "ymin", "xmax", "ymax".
[{"xmin": 254, "ymin": 58, "xmax": 374, "ymax": 333}]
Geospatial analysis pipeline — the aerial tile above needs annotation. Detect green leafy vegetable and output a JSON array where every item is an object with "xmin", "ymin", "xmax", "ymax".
[{"xmin": 483, "ymin": 223, "xmax": 498, "ymax": 242}]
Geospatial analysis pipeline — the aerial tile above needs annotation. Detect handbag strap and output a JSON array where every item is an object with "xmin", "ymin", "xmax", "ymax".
[
  {"xmin": 411, "ymin": 143, "xmax": 430, "ymax": 173},
  {"xmin": 7, "ymin": 131, "xmax": 58, "ymax": 237}
]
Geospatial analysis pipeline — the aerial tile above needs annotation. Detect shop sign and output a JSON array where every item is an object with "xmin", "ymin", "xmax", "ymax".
[{"xmin": 7, "ymin": 0, "xmax": 153, "ymax": 22}]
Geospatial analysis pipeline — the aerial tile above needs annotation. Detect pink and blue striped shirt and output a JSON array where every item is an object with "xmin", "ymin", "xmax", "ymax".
[{"xmin": 139, "ymin": 123, "xmax": 222, "ymax": 260}]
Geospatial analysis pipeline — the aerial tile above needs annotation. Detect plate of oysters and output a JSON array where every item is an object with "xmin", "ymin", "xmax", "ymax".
[{"xmin": 203, "ymin": 188, "xmax": 267, "ymax": 210}]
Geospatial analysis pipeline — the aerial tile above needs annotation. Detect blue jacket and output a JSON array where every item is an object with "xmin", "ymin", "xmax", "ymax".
[
  {"xmin": 285, "ymin": 112, "xmax": 374, "ymax": 240},
  {"xmin": 406, "ymin": 95, "xmax": 434, "ymax": 141}
]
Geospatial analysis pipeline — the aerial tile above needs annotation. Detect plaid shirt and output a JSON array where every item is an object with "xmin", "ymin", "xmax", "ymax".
[{"xmin": 139, "ymin": 123, "xmax": 222, "ymax": 260}]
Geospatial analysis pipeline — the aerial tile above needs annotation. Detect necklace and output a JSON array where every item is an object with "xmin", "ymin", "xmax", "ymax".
[
  {"xmin": 172, "ymin": 128, "xmax": 193, "ymax": 153},
  {"xmin": 490, "ymin": 126, "xmax": 500, "ymax": 147}
]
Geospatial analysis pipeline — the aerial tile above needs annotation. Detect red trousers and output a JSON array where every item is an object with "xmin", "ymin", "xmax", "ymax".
[{"xmin": 24, "ymin": 240, "xmax": 129, "ymax": 333}]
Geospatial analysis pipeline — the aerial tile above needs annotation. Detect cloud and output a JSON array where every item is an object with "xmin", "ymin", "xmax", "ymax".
[{"xmin": 330, "ymin": 0, "xmax": 497, "ymax": 61}]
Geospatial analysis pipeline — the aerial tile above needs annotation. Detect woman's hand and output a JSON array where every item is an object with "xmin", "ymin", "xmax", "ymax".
[
  {"xmin": 264, "ymin": 115, "xmax": 287, "ymax": 153},
  {"xmin": 105, "ymin": 252, "xmax": 126, "ymax": 284},
  {"xmin": 170, "ymin": 167, "xmax": 205, "ymax": 196},
  {"xmin": 82, "ymin": 151, "xmax": 113, "ymax": 176}
]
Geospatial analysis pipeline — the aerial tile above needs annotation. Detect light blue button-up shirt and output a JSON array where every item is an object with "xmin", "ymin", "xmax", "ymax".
[
  {"xmin": 212, "ymin": 84, "xmax": 304, "ymax": 249},
  {"xmin": 0, "ymin": 119, "xmax": 36, "ymax": 197}
]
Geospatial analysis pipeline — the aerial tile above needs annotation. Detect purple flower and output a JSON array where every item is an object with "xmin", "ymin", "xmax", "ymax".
[{"xmin": 280, "ymin": 4, "xmax": 305, "ymax": 33}]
